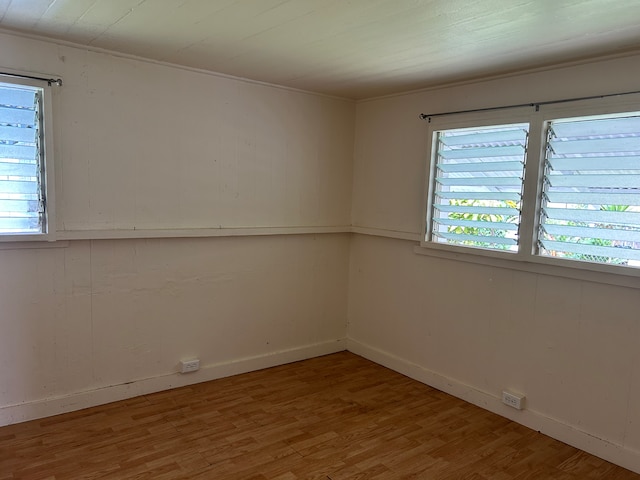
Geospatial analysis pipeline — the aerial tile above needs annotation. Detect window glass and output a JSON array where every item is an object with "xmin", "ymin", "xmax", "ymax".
[
  {"xmin": 0, "ymin": 81, "xmax": 47, "ymax": 236},
  {"xmin": 429, "ymin": 123, "xmax": 529, "ymax": 252},
  {"xmin": 538, "ymin": 114, "xmax": 640, "ymax": 267}
]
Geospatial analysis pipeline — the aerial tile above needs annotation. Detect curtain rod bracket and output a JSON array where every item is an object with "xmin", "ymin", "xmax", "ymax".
[{"xmin": 0, "ymin": 72, "xmax": 63, "ymax": 87}]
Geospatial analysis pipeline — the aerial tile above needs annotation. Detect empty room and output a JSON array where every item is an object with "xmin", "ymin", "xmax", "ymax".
[{"xmin": 1, "ymin": 1, "xmax": 640, "ymax": 478}]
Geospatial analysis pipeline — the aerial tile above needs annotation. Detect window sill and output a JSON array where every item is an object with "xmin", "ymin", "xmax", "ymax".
[
  {"xmin": 0, "ymin": 240, "xmax": 69, "ymax": 250},
  {"xmin": 414, "ymin": 243, "xmax": 640, "ymax": 290}
]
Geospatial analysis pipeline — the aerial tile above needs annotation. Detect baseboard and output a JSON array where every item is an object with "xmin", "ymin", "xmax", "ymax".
[
  {"xmin": 0, "ymin": 338, "xmax": 346, "ymax": 427},
  {"xmin": 346, "ymin": 338, "xmax": 640, "ymax": 475}
]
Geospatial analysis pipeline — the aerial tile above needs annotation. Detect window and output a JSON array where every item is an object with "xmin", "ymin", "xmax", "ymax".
[
  {"xmin": 429, "ymin": 123, "xmax": 528, "ymax": 252},
  {"xmin": 424, "ymin": 107, "xmax": 640, "ymax": 272},
  {"xmin": 538, "ymin": 114, "xmax": 640, "ymax": 267},
  {"xmin": 0, "ymin": 78, "xmax": 54, "ymax": 240}
]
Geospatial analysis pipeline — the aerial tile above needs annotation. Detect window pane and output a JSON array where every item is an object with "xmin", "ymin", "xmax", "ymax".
[
  {"xmin": 0, "ymin": 83, "xmax": 43, "ymax": 235},
  {"xmin": 538, "ymin": 114, "xmax": 640, "ymax": 267},
  {"xmin": 429, "ymin": 123, "xmax": 529, "ymax": 252}
]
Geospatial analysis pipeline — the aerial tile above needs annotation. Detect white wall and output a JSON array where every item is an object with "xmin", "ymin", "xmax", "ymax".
[
  {"xmin": 0, "ymin": 32, "xmax": 353, "ymax": 424},
  {"xmin": 349, "ymin": 53, "xmax": 640, "ymax": 472},
  {"xmin": 54, "ymin": 55, "xmax": 354, "ymax": 231},
  {"xmin": 0, "ymin": 35, "xmax": 354, "ymax": 232}
]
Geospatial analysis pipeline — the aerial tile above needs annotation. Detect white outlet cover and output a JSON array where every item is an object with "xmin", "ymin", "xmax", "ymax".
[{"xmin": 180, "ymin": 359, "xmax": 200, "ymax": 373}]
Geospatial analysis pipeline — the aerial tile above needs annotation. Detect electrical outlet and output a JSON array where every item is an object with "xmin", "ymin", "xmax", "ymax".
[
  {"xmin": 180, "ymin": 359, "xmax": 200, "ymax": 373},
  {"xmin": 502, "ymin": 390, "xmax": 525, "ymax": 410}
]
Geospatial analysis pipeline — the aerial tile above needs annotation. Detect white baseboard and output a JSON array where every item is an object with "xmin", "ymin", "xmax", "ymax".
[
  {"xmin": 0, "ymin": 338, "xmax": 346, "ymax": 427},
  {"xmin": 346, "ymin": 338, "xmax": 640, "ymax": 475}
]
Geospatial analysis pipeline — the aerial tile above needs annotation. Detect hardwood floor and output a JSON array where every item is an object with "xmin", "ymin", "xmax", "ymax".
[{"xmin": 1, "ymin": 351, "xmax": 638, "ymax": 479}]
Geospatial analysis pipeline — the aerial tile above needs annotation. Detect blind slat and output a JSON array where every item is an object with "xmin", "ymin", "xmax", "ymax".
[
  {"xmin": 548, "ymin": 156, "xmax": 640, "ymax": 171},
  {"xmin": 542, "ymin": 224, "xmax": 640, "ymax": 243},
  {"xmin": 546, "ymin": 174, "xmax": 640, "ymax": 188},
  {"xmin": 0, "ymin": 124, "xmax": 37, "ymax": 144},
  {"xmin": 439, "ymin": 128, "xmax": 528, "ymax": 146},
  {"xmin": 544, "ymin": 207, "xmax": 640, "ymax": 225},
  {"xmin": 0, "ymin": 105, "xmax": 36, "ymax": 125},
  {"xmin": 437, "ymin": 191, "xmax": 522, "ymax": 201},
  {"xmin": 435, "ymin": 205, "xmax": 520, "ymax": 216},
  {"xmin": 551, "ymin": 117, "xmax": 640, "ymax": 138},
  {"xmin": 549, "ymin": 137, "xmax": 640, "ymax": 154},
  {"xmin": 546, "ymin": 191, "xmax": 640, "ymax": 206},
  {"xmin": 0, "ymin": 144, "xmax": 37, "ymax": 160},
  {"xmin": 0, "ymin": 199, "xmax": 42, "ymax": 213},
  {"xmin": 0, "ymin": 180, "xmax": 40, "ymax": 195},
  {"xmin": 540, "ymin": 240, "xmax": 640, "ymax": 261},
  {"xmin": 439, "ymin": 145, "xmax": 525, "ymax": 159},
  {"xmin": 437, "ymin": 176, "xmax": 523, "ymax": 187},
  {"xmin": 434, "ymin": 218, "xmax": 519, "ymax": 230},
  {"xmin": 0, "ymin": 86, "xmax": 38, "ymax": 108},
  {"xmin": 0, "ymin": 162, "xmax": 38, "ymax": 177},
  {"xmin": 434, "ymin": 232, "xmax": 517, "ymax": 245},
  {"xmin": 0, "ymin": 217, "xmax": 41, "ymax": 233},
  {"xmin": 437, "ymin": 160, "xmax": 524, "ymax": 173}
]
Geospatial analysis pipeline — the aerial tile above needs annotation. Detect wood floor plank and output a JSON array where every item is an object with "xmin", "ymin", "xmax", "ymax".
[{"xmin": 1, "ymin": 352, "xmax": 638, "ymax": 479}]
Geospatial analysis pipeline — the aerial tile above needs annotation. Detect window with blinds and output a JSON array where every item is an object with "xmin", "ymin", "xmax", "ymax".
[
  {"xmin": 429, "ymin": 123, "xmax": 529, "ymax": 252},
  {"xmin": 0, "ymin": 82, "xmax": 46, "ymax": 236},
  {"xmin": 538, "ymin": 114, "xmax": 640, "ymax": 266}
]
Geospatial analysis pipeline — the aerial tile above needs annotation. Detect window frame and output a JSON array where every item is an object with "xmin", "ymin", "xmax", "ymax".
[
  {"xmin": 425, "ymin": 117, "xmax": 532, "ymax": 255},
  {"xmin": 0, "ymin": 75, "xmax": 56, "ymax": 242},
  {"xmin": 420, "ymin": 96, "xmax": 640, "ymax": 279}
]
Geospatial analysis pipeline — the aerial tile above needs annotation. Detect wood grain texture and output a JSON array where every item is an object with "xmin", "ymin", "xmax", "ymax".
[{"xmin": 1, "ymin": 352, "xmax": 638, "ymax": 479}]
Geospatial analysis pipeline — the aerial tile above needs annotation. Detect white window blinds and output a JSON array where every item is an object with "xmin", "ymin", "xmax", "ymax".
[
  {"xmin": 538, "ymin": 114, "xmax": 640, "ymax": 266},
  {"xmin": 0, "ymin": 83, "xmax": 44, "ymax": 235},
  {"xmin": 430, "ymin": 123, "xmax": 529, "ymax": 252}
]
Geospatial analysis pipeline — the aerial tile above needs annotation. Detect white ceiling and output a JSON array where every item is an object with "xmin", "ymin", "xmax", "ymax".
[{"xmin": 1, "ymin": 0, "xmax": 640, "ymax": 99}]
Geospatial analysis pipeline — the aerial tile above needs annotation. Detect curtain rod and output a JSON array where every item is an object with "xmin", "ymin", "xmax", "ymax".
[
  {"xmin": 0, "ymin": 72, "xmax": 63, "ymax": 86},
  {"xmin": 418, "ymin": 89, "xmax": 640, "ymax": 122}
]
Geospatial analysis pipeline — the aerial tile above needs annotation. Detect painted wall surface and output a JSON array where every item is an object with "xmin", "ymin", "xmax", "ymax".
[
  {"xmin": 0, "ymin": 32, "xmax": 352, "ymax": 423},
  {"xmin": 1, "ymin": 32, "xmax": 354, "ymax": 232},
  {"xmin": 349, "ymin": 54, "xmax": 640, "ymax": 468},
  {"xmin": 1, "ymin": 234, "xmax": 349, "ymax": 422}
]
